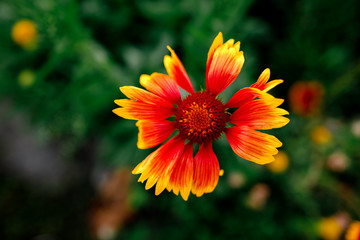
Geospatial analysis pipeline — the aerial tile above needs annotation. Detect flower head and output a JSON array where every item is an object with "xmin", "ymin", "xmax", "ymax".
[
  {"xmin": 89, "ymin": 169, "xmax": 132, "ymax": 239},
  {"xmin": 18, "ymin": 69, "xmax": 36, "ymax": 88},
  {"xmin": 11, "ymin": 19, "xmax": 38, "ymax": 50},
  {"xmin": 346, "ymin": 221, "xmax": 360, "ymax": 240},
  {"xmin": 311, "ymin": 125, "xmax": 332, "ymax": 145},
  {"xmin": 318, "ymin": 216, "xmax": 343, "ymax": 240},
  {"xmin": 113, "ymin": 32, "xmax": 289, "ymax": 200},
  {"xmin": 246, "ymin": 183, "xmax": 270, "ymax": 210},
  {"xmin": 289, "ymin": 81, "xmax": 324, "ymax": 117},
  {"xmin": 266, "ymin": 151, "xmax": 289, "ymax": 173},
  {"xmin": 351, "ymin": 119, "xmax": 360, "ymax": 138},
  {"xmin": 227, "ymin": 171, "xmax": 246, "ymax": 189},
  {"xmin": 327, "ymin": 151, "xmax": 349, "ymax": 172}
]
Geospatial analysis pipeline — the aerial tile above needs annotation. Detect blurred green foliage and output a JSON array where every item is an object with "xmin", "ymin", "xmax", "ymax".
[{"xmin": 1, "ymin": 0, "xmax": 360, "ymax": 239}]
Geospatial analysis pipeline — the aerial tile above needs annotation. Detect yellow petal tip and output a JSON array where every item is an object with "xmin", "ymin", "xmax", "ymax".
[{"xmin": 166, "ymin": 45, "xmax": 173, "ymax": 53}]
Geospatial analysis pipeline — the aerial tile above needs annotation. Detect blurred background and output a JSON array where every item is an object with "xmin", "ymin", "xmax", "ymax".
[{"xmin": 1, "ymin": 0, "xmax": 360, "ymax": 239}]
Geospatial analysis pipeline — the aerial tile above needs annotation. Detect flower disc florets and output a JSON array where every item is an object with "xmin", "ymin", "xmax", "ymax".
[{"xmin": 175, "ymin": 92, "xmax": 229, "ymax": 144}]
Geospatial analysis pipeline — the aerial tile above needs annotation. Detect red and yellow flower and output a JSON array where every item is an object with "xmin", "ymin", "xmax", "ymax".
[
  {"xmin": 289, "ymin": 81, "xmax": 324, "ymax": 117},
  {"xmin": 113, "ymin": 33, "xmax": 289, "ymax": 200}
]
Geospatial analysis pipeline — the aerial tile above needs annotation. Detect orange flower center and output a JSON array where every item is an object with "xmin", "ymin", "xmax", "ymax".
[{"xmin": 175, "ymin": 92, "xmax": 229, "ymax": 144}]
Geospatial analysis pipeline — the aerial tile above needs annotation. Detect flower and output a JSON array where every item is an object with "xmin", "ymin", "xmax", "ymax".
[
  {"xmin": 266, "ymin": 150, "xmax": 289, "ymax": 173},
  {"xmin": 289, "ymin": 81, "xmax": 324, "ymax": 117},
  {"xmin": 351, "ymin": 119, "xmax": 360, "ymax": 138},
  {"xmin": 89, "ymin": 169, "xmax": 132, "ymax": 240},
  {"xmin": 318, "ymin": 216, "xmax": 343, "ymax": 240},
  {"xmin": 327, "ymin": 151, "xmax": 349, "ymax": 172},
  {"xmin": 246, "ymin": 183, "xmax": 270, "ymax": 210},
  {"xmin": 11, "ymin": 19, "xmax": 38, "ymax": 50},
  {"xmin": 18, "ymin": 69, "xmax": 36, "ymax": 88},
  {"xmin": 346, "ymin": 221, "xmax": 360, "ymax": 240},
  {"xmin": 227, "ymin": 171, "xmax": 246, "ymax": 189},
  {"xmin": 311, "ymin": 125, "xmax": 332, "ymax": 145},
  {"xmin": 113, "ymin": 32, "xmax": 289, "ymax": 200}
]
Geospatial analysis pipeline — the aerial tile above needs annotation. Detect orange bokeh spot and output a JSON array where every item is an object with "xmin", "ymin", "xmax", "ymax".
[
  {"xmin": 346, "ymin": 221, "xmax": 360, "ymax": 240},
  {"xmin": 289, "ymin": 81, "xmax": 324, "ymax": 117},
  {"xmin": 11, "ymin": 19, "xmax": 38, "ymax": 50}
]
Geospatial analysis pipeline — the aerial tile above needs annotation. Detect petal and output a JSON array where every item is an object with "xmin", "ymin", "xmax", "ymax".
[
  {"xmin": 250, "ymin": 68, "xmax": 284, "ymax": 92},
  {"xmin": 225, "ymin": 87, "xmax": 254, "ymax": 108},
  {"xmin": 251, "ymin": 68, "xmax": 270, "ymax": 89},
  {"xmin": 230, "ymin": 88, "xmax": 290, "ymax": 130},
  {"xmin": 120, "ymin": 86, "xmax": 173, "ymax": 108},
  {"xmin": 261, "ymin": 79, "xmax": 284, "ymax": 92},
  {"xmin": 113, "ymin": 99, "xmax": 176, "ymax": 120},
  {"xmin": 167, "ymin": 143, "xmax": 194, "ymax": 201},
  {"xmin": 225, "ymin": 126, "xmax": 282, "ymax": 165},
  {"xmin": 226, "ymin": 87, "xmax": 284, "ymax": 109},
  {"xmin": 206, "ymin": 36, "xmax": 245, "ymax": 96},
  {"xmin": 191, "ymin": 143, "xmax": 220, "ymax": 197},
  {"xmin": 226, "ymin": 69, "xmax": 284, "ymax": 108},
  {"xmin": 140, "ymin": 73, "xmax": 182, "ymax": 105},
  {"xmin": 206, "ymin": 32, "xmax": 224, "ymax": 75},
  {"xmin": 164, "ymin": 46, "xmax": 194, "ymax": 94},
  {"xmin": 136, "ymin": 120, "xmax": 176, "ymax": 149},
  {"xmin": 132, "ymin": 136, "xmax": 185, "ymax": 196}
]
